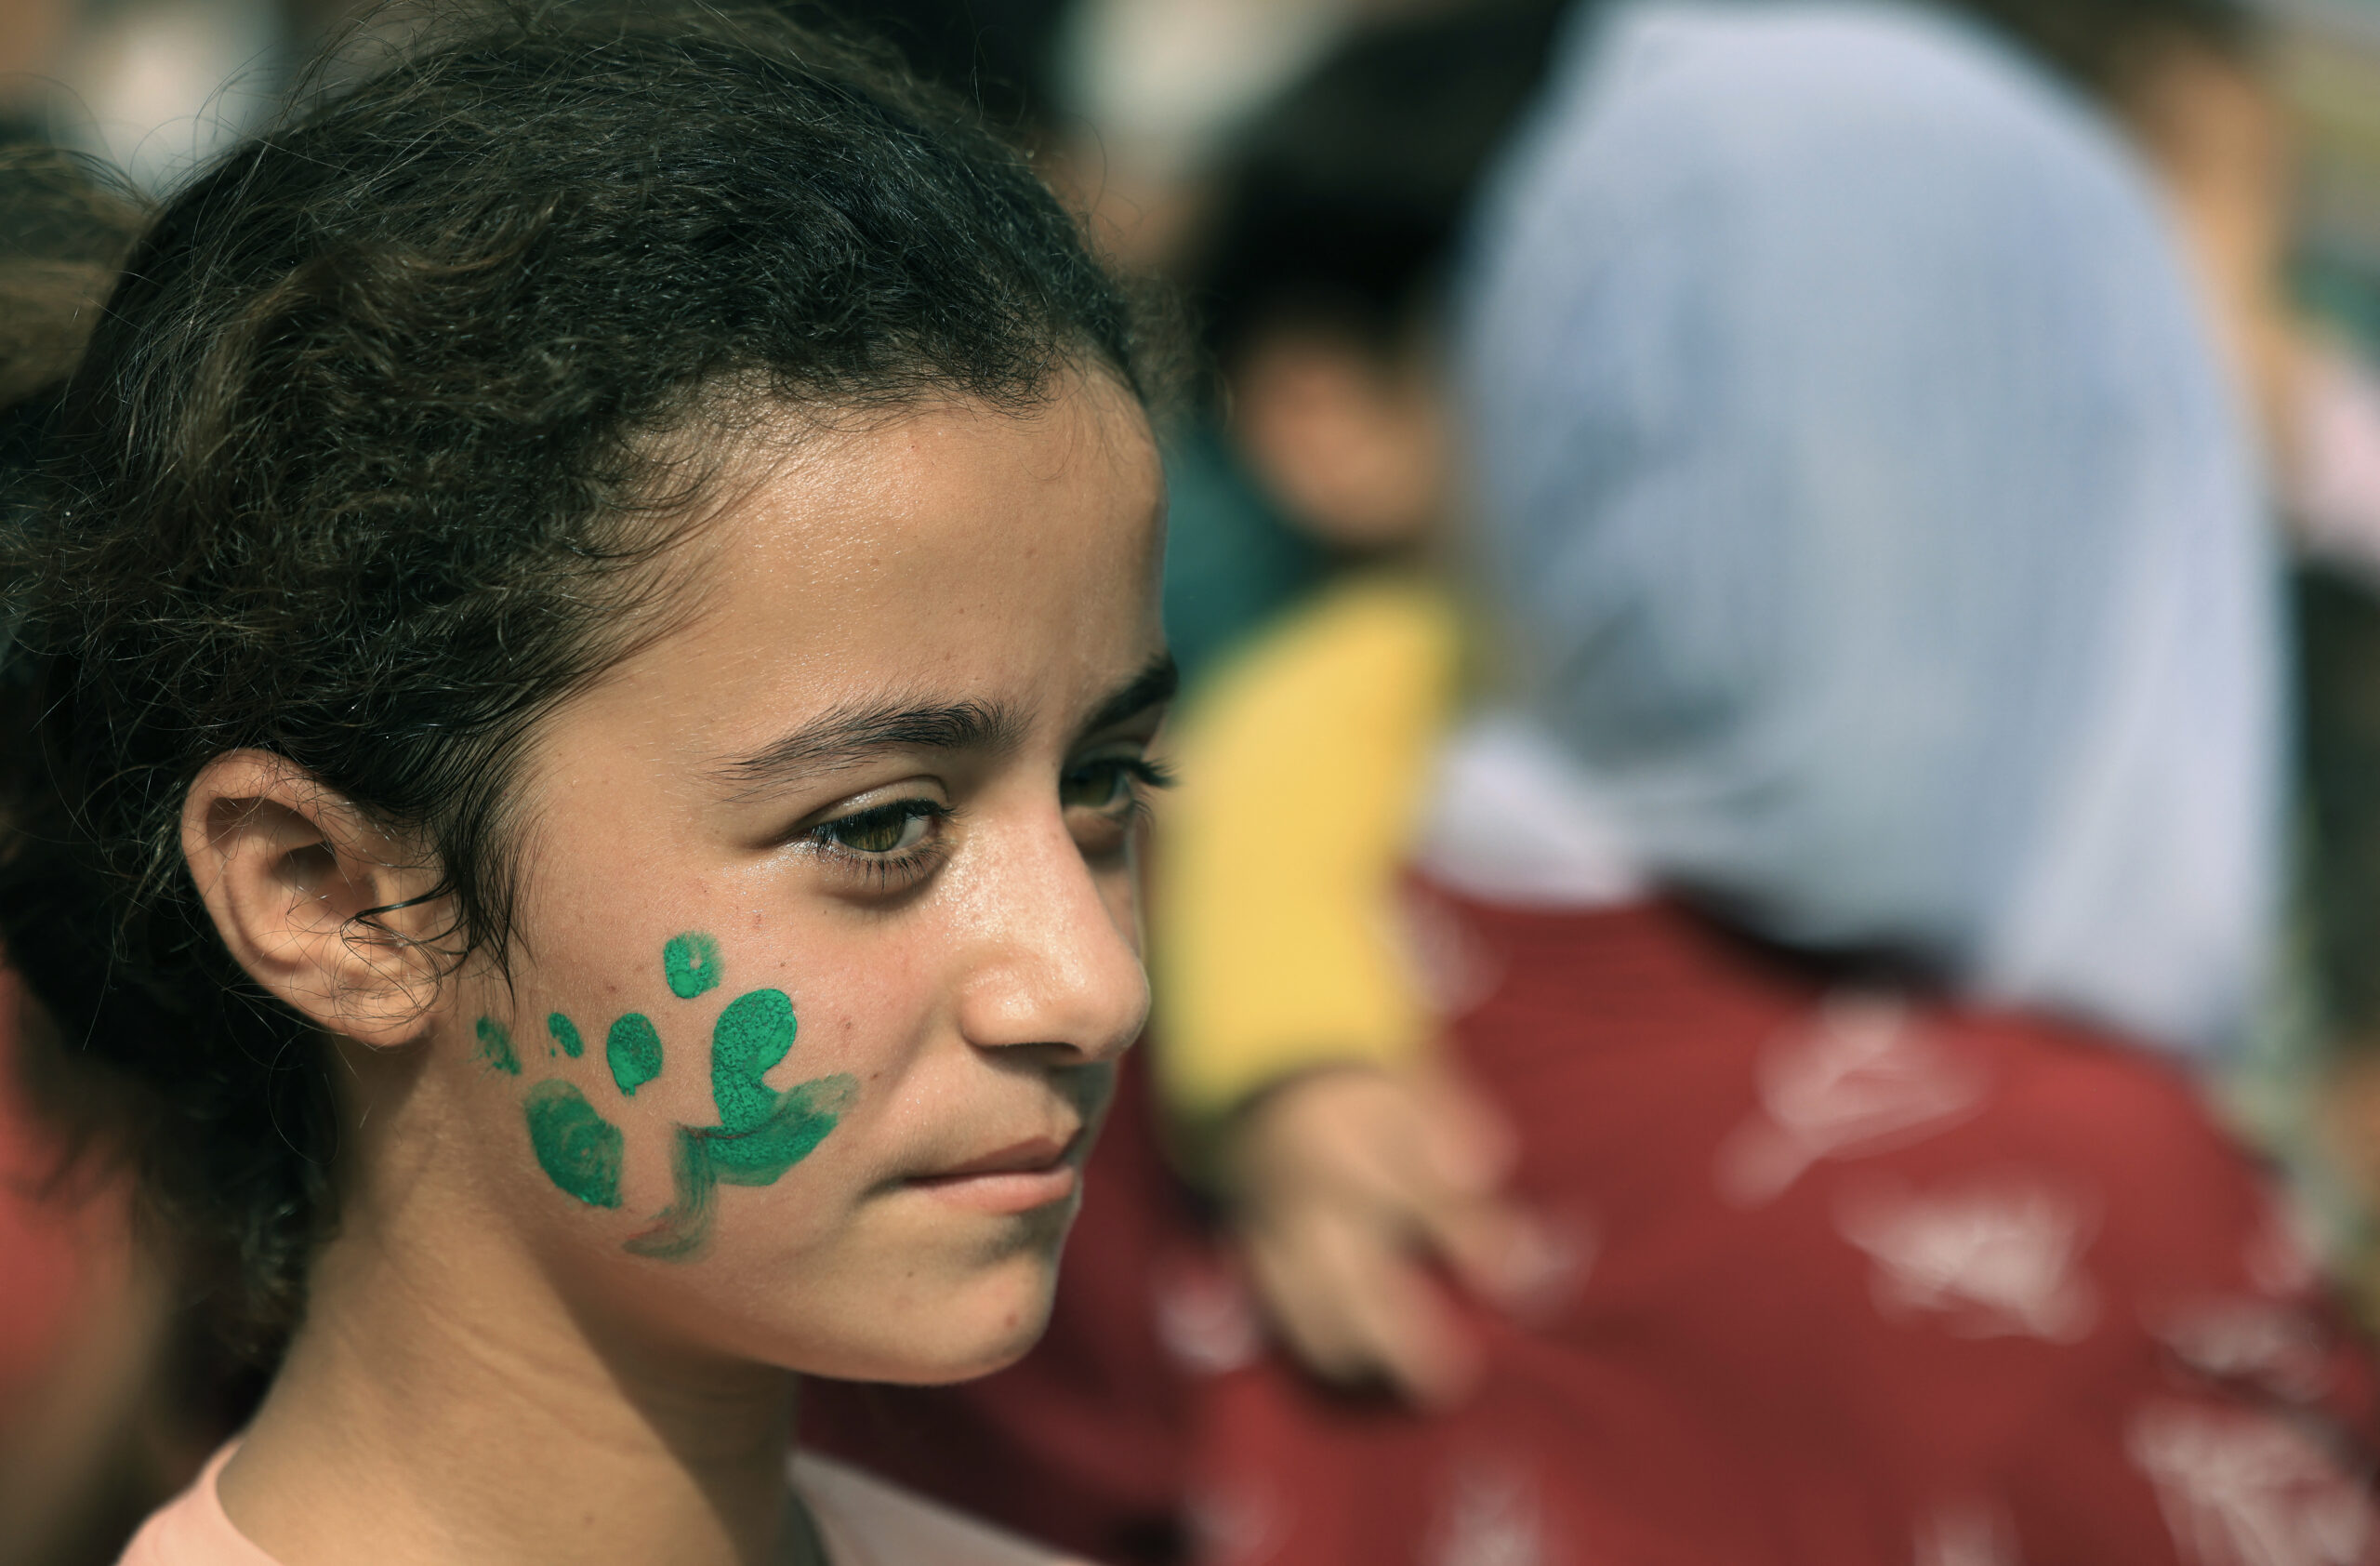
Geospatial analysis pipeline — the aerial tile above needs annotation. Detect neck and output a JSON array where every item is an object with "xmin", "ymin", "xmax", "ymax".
[{"xmin": 218, "ymin": 1200, "xmax": 801, "ymax": 1565}]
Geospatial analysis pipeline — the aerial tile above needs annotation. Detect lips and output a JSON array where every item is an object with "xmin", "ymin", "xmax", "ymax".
[
  {"xmin": 910, "ymin": 1131, "xmax": 1076, "ymax": 1184},
  {"xmin": 905, "ymin": 1129, "xmax": 1084, "ymax": 1214}
]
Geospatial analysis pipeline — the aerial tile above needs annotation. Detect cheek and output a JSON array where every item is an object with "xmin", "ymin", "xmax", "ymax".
[{"xmin": 464, "ymin": 922, "xmax": 928, "ymax": 1264}]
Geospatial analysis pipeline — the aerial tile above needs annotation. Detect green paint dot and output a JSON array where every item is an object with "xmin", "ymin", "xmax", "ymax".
[
  {"xmin": 663, "ymin": 933, "xmax": 721, "ymax": 1000},
  {"xmin": 711, "ymin": 989, "xmax": 796, "ymax": 1133},
  {"xmin": 606, "ymin": 1013, "xmax": 664, "ymax": 1097},
  {"xmin": 474, "ymin": 1016, "xmax": 520, "ymax": 1076},
  {"xmin": 708, "ymin": 1073, "xmax": 858, "ymax": 1186},
  {"xmin": 546, "ymin": 1013, "xmax": 584, "ymax": 1059},
  {"xmin": 523, "ymin": 1080, "xmax": 623, "ymax": 1209}
]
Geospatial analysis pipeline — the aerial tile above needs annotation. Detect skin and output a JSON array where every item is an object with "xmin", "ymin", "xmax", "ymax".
[
  {"xmin": 177, "ymin": 371, "xmax": 1167, "ymax": 1566},
  {"xmin": 1226, "ymin": 1064, "xmax": 1551, "ymax": 1408},
  {"xmin": 1230, "ymin": 327, "xmax": 1455, "ymax": 556}
]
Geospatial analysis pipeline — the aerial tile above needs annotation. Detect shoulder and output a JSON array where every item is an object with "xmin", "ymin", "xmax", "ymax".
[
  {"xmin": 793, "ymin": 1452, "xmax": 1091, "ymax": 1566},
  {"xmin": 116, "ymin": 1446, "xmax": 280, "ymax": 1566}
]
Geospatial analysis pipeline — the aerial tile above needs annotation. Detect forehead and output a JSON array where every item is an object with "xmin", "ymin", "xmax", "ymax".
[{"xmin": 602, "ymin": 378, "xmax": 1166, "ymax": 750}]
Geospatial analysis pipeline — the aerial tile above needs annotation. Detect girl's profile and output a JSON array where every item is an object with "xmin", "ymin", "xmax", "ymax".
[{"xmin": 0, "ymin": 7, "xmax": 1170, "ymax": 1562}]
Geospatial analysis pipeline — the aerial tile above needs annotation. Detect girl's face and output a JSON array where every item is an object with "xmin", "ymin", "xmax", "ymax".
[{"xmin": 408, "ymin": 376, "xmax": 1167, "ymax": 1383}]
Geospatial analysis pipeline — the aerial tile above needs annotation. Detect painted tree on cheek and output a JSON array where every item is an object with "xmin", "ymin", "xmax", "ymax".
[{"xmin": 482, "ymin": 933, "xmax": 858, "ymax": 1258}]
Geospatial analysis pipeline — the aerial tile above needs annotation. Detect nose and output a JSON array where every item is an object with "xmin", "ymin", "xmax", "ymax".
[{"xmin": 949, "ymin": 810, "xmax": 1147, "ymax": 1065}]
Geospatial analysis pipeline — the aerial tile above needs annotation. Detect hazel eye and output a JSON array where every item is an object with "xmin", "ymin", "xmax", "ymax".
[
  {"xmin": 1061, "ymin": 758, "xmax": 1136, "ymax": 814},
  {"xmin": 813, "ymin": 801, "xmax": 935, "ymax": 855},
  {"xmin": 1060, "ymin": 753, "xmax": 1173, "ymax": 821}
]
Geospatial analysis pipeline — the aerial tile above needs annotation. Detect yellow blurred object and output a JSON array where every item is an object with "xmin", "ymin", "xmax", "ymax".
[{"xmin": 1151, "ymin": 571, "xmax": 1460, "ymax": 1135}]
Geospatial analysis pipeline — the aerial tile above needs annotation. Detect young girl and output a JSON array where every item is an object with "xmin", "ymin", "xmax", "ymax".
[{"xmin": 0, "ymin": 8, "xmax": 1172, "ymax": 1563}]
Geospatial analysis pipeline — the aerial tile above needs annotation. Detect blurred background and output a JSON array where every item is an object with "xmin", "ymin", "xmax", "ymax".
[{"xmin": 16, "ymin": 0, "xmax": 2380, "ymax": 1561}]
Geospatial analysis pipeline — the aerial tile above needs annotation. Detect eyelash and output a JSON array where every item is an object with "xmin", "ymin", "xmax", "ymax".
[
  {"xmin": 1065, "ymin": 755, "xmax": 1176, "ymax": 826},
  {"xmin": 800, "ymin": 800, "xmax": 954, "ymax": 891},
  {"xmin": 798, "ymin": 755, "xmax": 1175, "ymax": 889}
]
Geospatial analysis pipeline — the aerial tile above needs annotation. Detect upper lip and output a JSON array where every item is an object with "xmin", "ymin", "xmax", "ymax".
[{"xmin": 916, "ymin": 1131, "xmax": 1078, "ymax": 1180}]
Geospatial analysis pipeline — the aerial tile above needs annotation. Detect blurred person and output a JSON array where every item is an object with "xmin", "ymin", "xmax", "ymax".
[
  {"xmin": 0, "ymin": 7, "xmax": 1178, "ymax": 1563},
  {"xmin": 1197, "ymin": 0, "xmax": 2324, "ymax": 1423},
  {"xmin": 1182, "ymin": 2, "xmax": 2380, "ymax": 1560}
]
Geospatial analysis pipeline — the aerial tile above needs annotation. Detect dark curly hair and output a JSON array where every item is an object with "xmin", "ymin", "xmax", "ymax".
[{"xmin": 0, "ymin": 1, "xmax": 1161, "ymax": 1332}]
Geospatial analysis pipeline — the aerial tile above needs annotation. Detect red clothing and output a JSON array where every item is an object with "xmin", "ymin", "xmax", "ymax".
[
  {"xmin": 1191, "ymin": 894, "xmax": 2380, "ymax": 1565},
  {"xmin": 809, "ymin": 895, "xmax": 2380, "ymax": 1565}
]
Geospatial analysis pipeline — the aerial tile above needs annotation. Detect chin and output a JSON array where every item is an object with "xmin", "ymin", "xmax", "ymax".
[{"xmin": 837, "ymin": 1248, "xmax": 1064, "ymax": 1386}]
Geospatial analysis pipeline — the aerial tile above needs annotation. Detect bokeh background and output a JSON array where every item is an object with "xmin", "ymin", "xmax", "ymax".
[{"xmin": 14, "ymin": 2, "xmax": 2380, "ymax": 1561}]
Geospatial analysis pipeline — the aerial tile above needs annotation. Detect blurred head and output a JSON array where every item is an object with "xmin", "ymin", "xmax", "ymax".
[
  {"xmin": 1190, "ymin": 4, "xmax": 1563, "ymax": 556},
  {"xmin": 0, "ymin": 6, "xmax": 1170, "ymax": 1380},
  {"xmin": 1462, "ymin": 0, "xmax": 2278, "ymax": 1051}
]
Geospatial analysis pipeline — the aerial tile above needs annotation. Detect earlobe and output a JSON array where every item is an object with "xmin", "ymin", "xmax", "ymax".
[{"xmin": 180, "ymin": 750, "xmax": 446, "ymax": 1048}]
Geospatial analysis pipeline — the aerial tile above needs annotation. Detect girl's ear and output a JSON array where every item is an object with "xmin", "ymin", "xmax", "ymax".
[{"xmin": 180, "ymin": 750, "xmax": 450, "ymax": 1047}]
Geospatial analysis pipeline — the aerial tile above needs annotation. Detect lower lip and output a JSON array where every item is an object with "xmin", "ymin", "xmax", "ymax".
[{"xmin": 906, "ymin": 1163, "xmax": 1079, "ymax": 1214}]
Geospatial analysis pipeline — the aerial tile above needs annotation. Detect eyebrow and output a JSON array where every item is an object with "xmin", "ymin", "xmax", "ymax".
[
  {"xmin": 711, "ymin": 652, "xmax": 1176, "ymax": 802},
  {"xmin": 1076, "ymin": 653, "xmax": 1178, "ymax": 744}
]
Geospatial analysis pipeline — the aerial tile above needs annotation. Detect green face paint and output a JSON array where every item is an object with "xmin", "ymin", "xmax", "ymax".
[
  {"xmin": 625, "ymin": 1072, "xmax": 859, "ymax": 1258},
  {"xmin": 524, "ymin": 1080, "xmax": 625, "ymax": 1208},
  {"xmin": 711, "ymin": 988, "xmax": 796, "ymax": 1132},
  {"xmin": 706, "ymin": 1073, "xmax": 859, "ymax": 1185},
  {"xmin": 663, "ymin": 932, "xmax": 722, "ymax": 1000},
  {"xmin": 474, "ymin": 1016, "xmax": 521, "ymax": 1075},
  {"xmin": 546, "ymin": 1012, "xmax": 584, "ymax": 1059},
  {"xmin": 606, "ymin": 1013, "xmax": 664, "ymax": 1096},
  {"xmin": 623, "ymin": 980, "xmax": 853, "ymax": 1258},
  {"xmin": 514, "ymin": 939, "xmax": 850, "ymax": 1256},
  {"xmin": 624, "ymin": 1128, "xmax": 715, "ymax": 1261}
]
